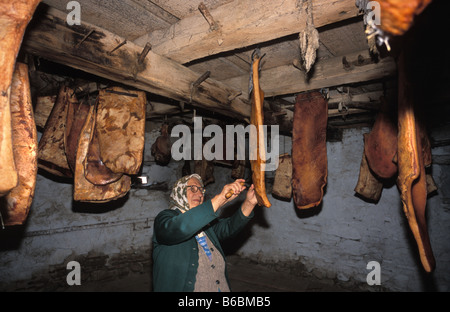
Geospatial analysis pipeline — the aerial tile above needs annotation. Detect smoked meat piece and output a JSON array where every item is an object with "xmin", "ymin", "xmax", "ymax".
[
  {"xmin": 365, "ymin": 97, "xmax": 398, "ymax": 179},
  {"xmin": 96, "ymin": 87, "xmax": 146, "ymax": 175},
  {"xmin": 0, "ymin": 63, "xmax": 38, "ymax": 225},
  {"xmin": 0, "ymin": 0, "xmax": 41, "ymax": 196},
  {"xmin": 292, "ymin": 91, "xmax": 328, "ymax": 209},
  {"xmin": 194, "ymin": 156, "xmax": 215, "ymax": 187},
  {"xmin": 73, "ymin": 105, "xmax": 131, "ymax": 202},
  {"xmin": 272, "ymin": 153, "xmax": 292, "ymax": 200},
  {"xmin": 397, "ymin": 51, "xmax": 435, "ymax": 272},
  {"xmin": 85, "ymin": 100, "xmax": 123, "ymax": 185},
  {"xmin": 34, "ymin": 95, "xmax": 57, "ymax": 129},
  {"xmin": 249, "ymin": 52, "xmax": 271, "ymax": 208},
  {"xmin": 0, "ymin": 85, "xmax": 18, "ymax": 196},
  {"xmin": 354, "ymin": 134, "xmax": 383, "ymax": 202},
  {"xmin": 377, "ymin": 0, "xmax": 433, "ymax": 36},
  {"xmin": 65, "ymin": 99, "xmax": 90, "ymax": 173},
  {"xmin": 151, "ymin": 124, "xmax": 171, "ymax": 166},
  {"xmin": 38, "ymin": 86, "xmax": 74, "ymax": 177}
]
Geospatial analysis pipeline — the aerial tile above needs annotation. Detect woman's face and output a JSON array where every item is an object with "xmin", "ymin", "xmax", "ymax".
[{"xmin": 186, "ymin": 178, "xmax": 204, "ymax": 209}]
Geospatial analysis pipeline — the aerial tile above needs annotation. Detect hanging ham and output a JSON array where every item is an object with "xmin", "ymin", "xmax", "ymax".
[{"xmin": 151, "ymin": 123, "xmax": 171, "ymax": 166}]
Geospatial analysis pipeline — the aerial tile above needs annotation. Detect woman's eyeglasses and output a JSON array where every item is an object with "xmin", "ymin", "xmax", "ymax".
[{"xmin": 186, "ymin": 185, "xmax": 205, "ymax": 194}]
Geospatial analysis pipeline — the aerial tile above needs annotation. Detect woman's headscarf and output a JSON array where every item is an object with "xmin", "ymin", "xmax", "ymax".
[{"xmin": 170, "ymin": 173, "xmax": 204, "ymax": 213}]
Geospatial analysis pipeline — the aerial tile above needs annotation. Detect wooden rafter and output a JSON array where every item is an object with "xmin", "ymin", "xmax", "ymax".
[
  {"xmin": 134, "ymin": 0, "xmax": 361, "ymax": 64},
  {"xmin": 224, "ymin": 50, "xmax": 396, "ymax": 98},
  {"xmin": 22, "ymin": 7, "xmax": 251, "ymax": 120}
]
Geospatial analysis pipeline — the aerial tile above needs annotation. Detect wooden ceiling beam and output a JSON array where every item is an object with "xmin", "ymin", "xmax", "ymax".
[
  {"xmin": 223, "ymin": 50, "xmax": 397, "ymax": 98},
  {"xmin": 22, "ymin": 8, "xmax": 251, "ymax": 120},
  {"xmin": 134, "ymin": 0, "xmax": 361, "ymax": 64}
]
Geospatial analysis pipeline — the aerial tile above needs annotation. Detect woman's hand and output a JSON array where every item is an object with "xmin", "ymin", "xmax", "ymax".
[
  {"xmin": 241, "ymin": 184, "xmax": 258, "ymax": 216},
  {"xmin": 211, "ymin": 179, "xmax": 246, "ymax": 212}
]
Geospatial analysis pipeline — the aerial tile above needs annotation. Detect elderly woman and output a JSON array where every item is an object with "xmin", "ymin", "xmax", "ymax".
[{"xmin": 152, "ymin": 173, "xmax": 258, "ymax": 292}]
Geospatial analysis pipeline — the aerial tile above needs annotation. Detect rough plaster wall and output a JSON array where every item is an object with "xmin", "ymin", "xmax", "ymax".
[
  {"xmin": 0, "ymin": 125, "xmax": 175, "ymax": 290},
  {"xmin": 229, "ymin": 128, "xmax": 450, "ymax": 292},
  {"xmin": 0, "ymin": 126, "xmax": 449, "ymax": 292}
]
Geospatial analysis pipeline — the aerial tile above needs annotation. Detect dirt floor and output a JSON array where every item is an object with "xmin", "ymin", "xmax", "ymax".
[{"xmin": 57, "ymin": 254, "xmax": 376, "ymax": 292}]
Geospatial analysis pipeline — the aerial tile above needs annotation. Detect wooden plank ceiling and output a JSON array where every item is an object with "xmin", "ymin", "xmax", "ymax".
[{"xmin": 23, "ymin": 0, "xmax": 397, "ymax": 129}]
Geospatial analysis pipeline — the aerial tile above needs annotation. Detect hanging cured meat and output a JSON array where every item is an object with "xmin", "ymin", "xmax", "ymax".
[
  {"xmin": 85, "ymin": 129, "xmax": 123, "ymax": 185},
  {"xmin": 0, "ymin": 0, "xmax": 41, "ymax": 196},
  {"xmin": 37, "ymin": 86, "xmax": 74, "ymax": 177},
  {"xmin": 292, "ymin": 91, "xmax": 328, "ymax": 209},
  {"xmin": 377, "ymin": 0, "xmax": 433, "ymax": 36},
  {"xmin": 151, "ymin": 123, "xmax": 171, "ymax": 166},
  {"xmin": 249, "ymin": 50, "xmax": 271, "ymax": 208},
  {"xmin": 65, "ymin": 99, "xmax": 91, "ymax": 173},
  {"xmin": 73, "ymin": 104, "xmax": 131, "ymax": 202},
  {"xmin": 364, "ymin": 97, "xmax": 398, "ymax": 179},
  {"xmin": 95, "ymin": 87, "xmax": 146, "ymax": 175},
  {"xmin": 85, "ymin": 100, "xmax": 123, "ymax": 185},
  {"xmin": 194, "ymin": 150, "xmax": 215, "ymax": 187},
  {"xmin": 34, "ymin": 95, "xmax": 57, "ymax": 129},
  {"xmin": 397, "ymin": 50, "xmax": 435, "ymax": 272},
  {"xmin": 0, "ymin": 63, "xmax": 38, "ymax": 226},
  {"xmin": 272, "ymin": 153, "xmax": 292, "ymax": 201},
  {"xmin": 0, "ymin": 83, "xmax": 18, "ymax": 196},
  {"xmin": 354, "ymin": 134, "xmax": 383, "ymax": 202}
]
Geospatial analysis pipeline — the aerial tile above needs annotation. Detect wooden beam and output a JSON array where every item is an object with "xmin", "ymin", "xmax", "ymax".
[
  {"xmin": 146, "ymin": 101, "xmax": 189, "ymax": 118},
  {"xmin": 133, "ymin": 0, "xmax": 361, "ymax": 64},
  {"xmin": 22, "ymin": 8, "xmax": 251, "ymax": 120},
  {"xmin": 224, "ymin": 50, "xmax": 397, "ymax": 98}
]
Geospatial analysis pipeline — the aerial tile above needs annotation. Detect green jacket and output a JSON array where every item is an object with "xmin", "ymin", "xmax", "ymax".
[{"xmin": 152, "ymin": 199, "xmax": 253, "ymax": 292}]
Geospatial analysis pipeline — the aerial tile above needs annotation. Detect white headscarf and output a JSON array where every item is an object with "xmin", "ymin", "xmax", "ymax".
[{"xmin": 169, "ymin": 174, "xmax": 203, "ymax": 213}]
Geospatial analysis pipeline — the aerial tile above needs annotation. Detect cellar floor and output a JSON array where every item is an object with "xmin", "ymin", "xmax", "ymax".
[{"xmin": 60, "ymin": 254, "xmax": 372, "ymax": 292}]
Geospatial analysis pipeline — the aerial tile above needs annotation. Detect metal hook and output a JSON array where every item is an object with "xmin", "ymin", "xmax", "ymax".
[
  {"xmin": 251, "ymin": 48, "xmax": 266, "ymax": 64},
  {"xmin": 338, "ymin": 102, "xmax": 348, "ymax": 114}
]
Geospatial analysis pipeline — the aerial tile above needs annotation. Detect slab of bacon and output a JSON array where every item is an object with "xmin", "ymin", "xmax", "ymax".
[
  {"xmin": 95, "ymin": 87, "xmax": 146, "ymax": 175},
  {"xmin": 292, "ymin": 91, "xmax": 328, "ymax": 209},
  {"xmin": 38, "ymin": 86, "xmax": 74, "ymax": 177},
  {"xmin": 0, "ymin": 0, "xmax": 41, "ymax": 196},
  {"xmin": 364, "ymin": 97, "xmax": 398, "ymax": 179},
  {"xmin": 396, "ymin": 50, "xmax": 435, "ymax": 272},
  {"xmin": 354, "ymin": 134, "xmax": 383, "ymax": 202},
  {"xmin": 1, "ymin": 63, "xmax": 38, "ymax": 225},
  {"xmin": 73, "ymin": 104, "xmax": 131, "ymax": 202}
]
